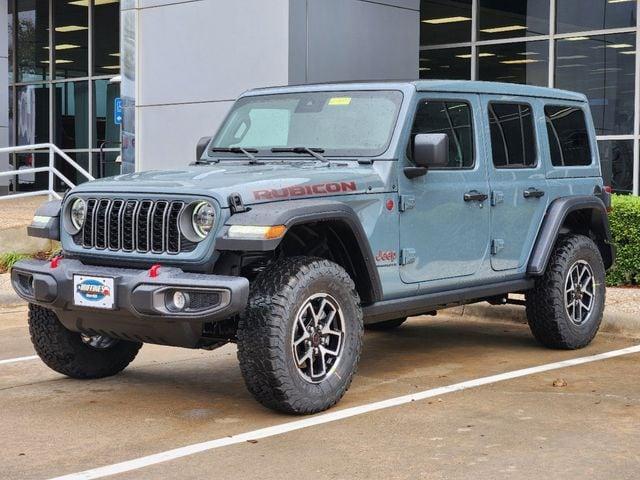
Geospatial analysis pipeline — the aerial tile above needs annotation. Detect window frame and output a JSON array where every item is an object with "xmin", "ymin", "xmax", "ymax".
[
  {"xmin": 407, "ymin": 97, "xmax": 476, "ymax": 171},
  {"xmin": 544, "ymin": 103, "xmax": 594, "ymax": 168},
  {"xmin": 487, "ymin": 100, "xmax": 539, "ymax": 170}
]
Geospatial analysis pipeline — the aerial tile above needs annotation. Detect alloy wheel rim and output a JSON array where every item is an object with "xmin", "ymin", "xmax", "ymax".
[
  {"xmin": 291, "ymin": 293, "xmax": 345, "ymax": 383},
  {"xmin": 564, "ymin": 260, "xmax": 595, "ymax": 326},
  {"xmin": 81, "ymin": 334, "xmax": 119, "ymax": 350}
]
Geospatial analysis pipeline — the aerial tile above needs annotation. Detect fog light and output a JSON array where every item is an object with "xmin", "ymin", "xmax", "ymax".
[{"xmin": 166, "ymin": 290, "xmax": 190, "ymax": 312}]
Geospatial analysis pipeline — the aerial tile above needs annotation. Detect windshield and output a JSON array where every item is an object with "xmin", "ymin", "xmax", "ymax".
[{"xmin": 210, "ymin": 90, "xmax": 403, "ymax": 157}]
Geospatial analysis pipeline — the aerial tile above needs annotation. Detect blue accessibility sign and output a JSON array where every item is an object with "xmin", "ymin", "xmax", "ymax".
[{"xmin": 114, "ymin": 97, "xmax": 122, "ymax": 125}]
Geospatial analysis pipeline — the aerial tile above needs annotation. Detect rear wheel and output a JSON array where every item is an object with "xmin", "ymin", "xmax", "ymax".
[
  {"xmin": 237, "ymin": 257, "xmax": 363, "ymax": 414},
  {"xmin": 28, "ymin": 304, "xmax": 142, "ymax": 379},
  {"xmin": 365, "ymin": 317, "xmax": 407, "ymax": 331},
  {"xmin": 525, "ymin": 234, "xmax": 606, "ymax": 349}
]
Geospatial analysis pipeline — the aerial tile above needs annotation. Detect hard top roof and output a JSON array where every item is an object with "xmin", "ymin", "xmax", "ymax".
[{"xmin": 246, "ymin": 79, "xmax": 586, "ymax": 102}]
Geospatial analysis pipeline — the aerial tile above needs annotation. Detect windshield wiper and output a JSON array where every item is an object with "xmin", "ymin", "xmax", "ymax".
[
  {"xmin": 209, "ymin": 147, "xmax": 262, "ymax": 164},
  {"xmin": 271, "ymin": 147, "xmax": 328, "ymax": 163}
]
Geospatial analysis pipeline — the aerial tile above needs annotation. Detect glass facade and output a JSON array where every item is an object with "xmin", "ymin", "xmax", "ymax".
[
  {"xmin": 6, "ymin": 0, "xmax": 120, "ymax": 194},
  {"xmin": 420, "ymin": 0, "xmax": 640, "ymax": 195}
]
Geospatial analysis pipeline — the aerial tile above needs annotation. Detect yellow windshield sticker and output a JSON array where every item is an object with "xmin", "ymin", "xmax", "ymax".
[{"xmin": 328, "ymin": 97, "xmax": 352, "ymax": 106}]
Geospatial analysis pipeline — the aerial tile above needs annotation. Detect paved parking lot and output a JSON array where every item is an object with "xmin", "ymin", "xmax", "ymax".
[{"xmin": 1, "ymin": 305, "xmax": 639, "ymax": 480}]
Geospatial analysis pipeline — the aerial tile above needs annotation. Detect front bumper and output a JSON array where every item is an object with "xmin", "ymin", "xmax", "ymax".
[{"xmin": 11, "ymin": 258, "xmax": 249, "ymax": 348}]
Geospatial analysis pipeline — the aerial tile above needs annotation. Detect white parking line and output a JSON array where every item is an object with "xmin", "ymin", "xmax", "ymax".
[
  {"xmin": 49, "ymin": 344, "xmax": 640, "ymax": 480},
  {"xmin": 0, "ymin": 355, "xmax": 38, "ymax": 366}
]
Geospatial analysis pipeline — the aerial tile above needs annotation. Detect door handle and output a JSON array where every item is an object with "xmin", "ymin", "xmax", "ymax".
[
  {"xmin": 463, "ymin": 190, "xmax": 489, "ymax": 202},
  {"xmin": 523, "ymin": 188, "xmax": 545, "ymax": 199}
]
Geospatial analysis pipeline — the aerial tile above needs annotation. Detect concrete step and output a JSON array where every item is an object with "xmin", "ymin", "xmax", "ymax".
[{"xmin": 0, "ymin": 195, "xmax": 55, "ymax": 255}]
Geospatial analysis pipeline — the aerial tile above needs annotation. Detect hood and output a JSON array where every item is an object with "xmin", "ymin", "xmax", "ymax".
[{"xmin": 71, "ymin": 161, "xmax": 391, "ymax": 208}]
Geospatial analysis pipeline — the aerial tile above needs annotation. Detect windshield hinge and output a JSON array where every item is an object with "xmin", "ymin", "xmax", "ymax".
[{"xmin": 228, "ymin": 193, "xmax": 248, "ymax": 214}]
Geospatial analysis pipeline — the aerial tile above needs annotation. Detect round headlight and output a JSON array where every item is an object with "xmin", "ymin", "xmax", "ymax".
[
  {"xmin": 191, "ymin": 201, "xmax": 215, "ymax": 239},
  {"xmin": 69, "ymin": 198, "xmax": 86, "ymax": 232}
]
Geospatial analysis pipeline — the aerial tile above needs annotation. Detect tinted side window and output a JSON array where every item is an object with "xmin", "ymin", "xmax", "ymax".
[
  {"xmin": 411, "ymin": 100, "xmax": 474, "ymax": 169},
  {"xmin": 488, "ymin": 103, "xmax": 537, "ymax": 168},
  {"xmin": 545, "ymin": 106, "xmax": 592, "ymax": 166}
]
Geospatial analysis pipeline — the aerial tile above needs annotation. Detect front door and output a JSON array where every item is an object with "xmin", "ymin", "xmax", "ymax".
[
  {"xmin": 399, "ymin": 93, "xmax": 491, "ymax": 284},
  {"xmin": 481, "ymin": 97, "xmax": 550, "ymax": 271}
]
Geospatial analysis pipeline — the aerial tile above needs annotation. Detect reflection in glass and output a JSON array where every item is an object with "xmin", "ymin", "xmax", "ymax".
[
  {"xmin": 53, "ymin": 0, "xmax": 88, "ymax": 78},
  {"xmin": 420, "ymin": 0, "xmax": 472, "ymax": 46},
  {"xmin": 8, "ymin": 0, "xmax": 14, "ymax": 82},
  {"xmin": 478, "ymin": 41, "xmax": 548, "ymax": 86},
  {"xmin": 599, "ymin": 140, "xmax": 634, "ymax": 194},
  {"xmin": 478, "ymin": 0, "xmax": 549, "ymax": 40},
  {"xmin": 12, "ymin": 153, "xmax": 48, "ymax": 193},
  {"xmin": 557, "ymin": 0, "xmax": 637, "ymax": 34},
  {"xmin": 55, "ymin": 152, "xmax": 89, "ymax": 191},
  {"xmin": 93, "ymin": 151, "xmax": 121, "ymax": 179},
  {"xmin": 16, "ymin": 83, "xmax": 49, "ymax": 145},
  {"xmin": 16, "ymin": 0, "xmax": 49, "ymax": 82},
  {"xmin": 54, "ymin": 81, "xmax": 89, "ymax": 149},
  {"xmin": 555, "ymin": 33, "xmax": 635, "ymax": 135},
  {"xmin": 93, "ymin": 80, "xmax": 121, "ymax": 148},
  {"xmin": 420, "ymin": 47, "xmax": 471, "ymax": 80},
  {"xmin": 8, "ymin": 88, "xmax": 14, "ymax": 147},
  {"xmin": 94, "ymin": 0, "xmax": 120, "ymax": 75}
]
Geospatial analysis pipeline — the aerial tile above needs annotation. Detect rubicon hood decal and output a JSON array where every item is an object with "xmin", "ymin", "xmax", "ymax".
[{"xmin": 253, "ymin": 181, "xmax": 357, "ymax": 200}]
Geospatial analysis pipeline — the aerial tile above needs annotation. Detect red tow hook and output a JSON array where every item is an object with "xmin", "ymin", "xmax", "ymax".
[
  {"xmin": 149, "ymin": 264, "xmax": 162, "ymax": 278},
  {"xmin": 50, "ymin": 256, "xmax": 63, "ymax": 269}
]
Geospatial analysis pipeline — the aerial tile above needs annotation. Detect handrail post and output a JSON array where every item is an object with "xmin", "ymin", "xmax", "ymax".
[{"xmin": 48, "ymin": 147, "xmax": 55, "ymax": 201}]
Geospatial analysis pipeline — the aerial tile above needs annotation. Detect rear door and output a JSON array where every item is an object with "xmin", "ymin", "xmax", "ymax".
[
  {"xmin": 481, "ymin": 97, "xmax": 549, "ymax": 271},
  {"xmin": 398, "ymin": 93, "xmax": 491, "ymax": 283}
]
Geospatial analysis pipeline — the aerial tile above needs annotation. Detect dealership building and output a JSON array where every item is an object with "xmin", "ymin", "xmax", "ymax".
[{"xmin": 1, "ymin": 0, "xmax": 639, "ymax": 194}]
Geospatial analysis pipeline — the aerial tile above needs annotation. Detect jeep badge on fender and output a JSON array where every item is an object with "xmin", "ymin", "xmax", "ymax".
[{"xmin": 12, "ymin": 81, "xmax": 614, "ymax": 414}]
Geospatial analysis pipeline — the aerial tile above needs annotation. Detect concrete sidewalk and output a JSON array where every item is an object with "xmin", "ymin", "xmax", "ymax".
[
  {"xmin": 460, "ymin": 288, "xmax": 640, "ymax": 338},
  {"xmin": 0, "ymin": 195, "xmax": 53, "ymax": 255}
]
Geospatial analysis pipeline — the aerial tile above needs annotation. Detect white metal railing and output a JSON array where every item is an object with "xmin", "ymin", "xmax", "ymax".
[{"xmin": 0, "ymin": 143, "xmax": 94, "ymax": 201}]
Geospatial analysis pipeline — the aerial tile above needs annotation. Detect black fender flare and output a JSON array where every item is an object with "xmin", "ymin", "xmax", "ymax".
[
  {"xmin": 528, "ymin": 196, "xmax": 615, "ymax": 276},
  {"xmin": 215, "ymin": 199, "xmax": 383, "ymax": 303}
]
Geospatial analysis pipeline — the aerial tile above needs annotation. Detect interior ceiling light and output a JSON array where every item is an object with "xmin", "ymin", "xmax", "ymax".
[
  {"xmin": 422, "ymin": 16, "xmax": 471, "ymax": 24},
  {"xmin": 480, "ymin": 25, "xmax": 527, "ymax": 33},
  {"xmin": 101, "ymin": 65, "xmax": 120, "ymax": 70},
  {"xmin": 500, "ymin": 59, "xmax": 540, "ymax": 64},
  {"xmin": 109, "ymin": 53, "xmax": 120, "ymax": 57},
  {"xmin": 620, "ymin": 50, "xmax": 636, "ymax": 54},
  {"xmin": 557, "ymin": 64, "xmax": 586, "ymax": 68},
  {"xmin": 607, "ymin": 43, "xmax": 633, "ymax": 48},
  {"xmin": 68, "ymin": 0, "xmax": 119, "ymax": 6},
  {"xmin": 456, "ymin": 53, "xmax": 494, "ymax": 59},
  {"xmin": 564, "ymin": 36, "xmax": 589, "ymax": 41},
  {"xmin": 44, "ymin": 44, "xmax": 81, "ymax": 51},
  {"xmin": 608, "ymin": 0, "xmax": 634, "ymax": 3},
  {"xmin": 55, "ymin": 25, "xmax": 88, "ymax": 32},
  {"xmin": 40, "ymin": 59, "xmax": 74, "ymax": 64},
  {"xmin": 557, "ymin": 55, "xmax": 588, "ymax": 60},
  {"xmin": 518, "ymin": 51, "xmax": 540, "ymax": 56},
  {"xmin": 419, "ymin": 67, "xmax": 431, "ymax": 71}
]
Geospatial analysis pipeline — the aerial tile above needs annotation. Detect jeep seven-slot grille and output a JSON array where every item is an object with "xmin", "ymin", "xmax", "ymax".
[{"xmin": 74, "ymin": 199, "xmax": 196, "ymax": 254}]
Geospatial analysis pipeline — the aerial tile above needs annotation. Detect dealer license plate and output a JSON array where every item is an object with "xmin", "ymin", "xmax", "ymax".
[{"xmin": 73, "ymin": 275, "xmax": 115, "ymax": 310}]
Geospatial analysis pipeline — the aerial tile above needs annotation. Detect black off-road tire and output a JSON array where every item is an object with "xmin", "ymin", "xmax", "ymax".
[
  {"xmin": 525, "ymin": 234, "xmax": 606, "ymax": 349},
  {"xmin": 237, "ymin": 257, "xmax": 363, "ymax": 414},
  {"xmin": 28, "ymin": 304, "xmax": 142, "ymax": 379},
  {"xmin": 365, "ymin": 317, "xmax": 407, "ymax": 331}
]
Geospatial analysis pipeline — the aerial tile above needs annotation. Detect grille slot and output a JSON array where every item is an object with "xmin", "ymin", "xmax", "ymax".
[{"xmin": 75, "ymin": 198, "xmax": 194, "ymax": 255}]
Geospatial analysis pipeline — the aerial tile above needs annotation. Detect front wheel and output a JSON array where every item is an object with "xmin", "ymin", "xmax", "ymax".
[
  {"xmin": 525, "ymin": 234, "xmax": 606, "ymax": 349},
  {"xmin": 237, "ymin": 257, "xmax": 363, "ymax": 414}
]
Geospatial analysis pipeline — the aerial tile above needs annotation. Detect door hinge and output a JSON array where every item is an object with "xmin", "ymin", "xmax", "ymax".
[
  {"xmin": 400, "ymin": 248, "xmax": 417, "ymax": 265},
  {"xmin": 491, "ymin": 239, "xmax": 505, "ymax": 255},
  {"xmin": 399, "ymin": 195, "xmax": 416, "ymax": 212},
  {"xmin": 491, "ymin": 190, "xmax": 504, "ymax": 206}
]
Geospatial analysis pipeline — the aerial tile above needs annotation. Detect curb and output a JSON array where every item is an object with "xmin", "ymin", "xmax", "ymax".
[{"xmin": 459, "ymin": 302, "xmax": 640, "ymax": 338}]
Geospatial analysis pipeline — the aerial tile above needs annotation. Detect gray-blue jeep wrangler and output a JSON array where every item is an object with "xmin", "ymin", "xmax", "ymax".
[{"xmin": 11, "ymin": 81, "xmax": 614, "ymax": 414}]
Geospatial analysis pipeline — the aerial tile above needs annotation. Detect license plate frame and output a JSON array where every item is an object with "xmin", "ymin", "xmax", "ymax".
[{"xmin": 73, "ymin": 275, "xmax": 116, "ymax": 310}]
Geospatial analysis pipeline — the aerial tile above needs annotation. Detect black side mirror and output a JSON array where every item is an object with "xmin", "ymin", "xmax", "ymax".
[
  {"xmin": 196, "ymin": 136, "xmax": 212, "ymax": 161},
  {"xmin": 405, "ymin": 133, "xmax": 449, "ymax": 179}
]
